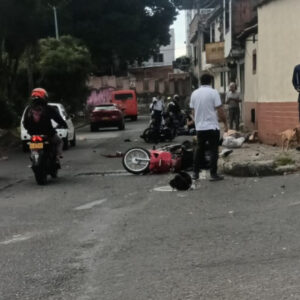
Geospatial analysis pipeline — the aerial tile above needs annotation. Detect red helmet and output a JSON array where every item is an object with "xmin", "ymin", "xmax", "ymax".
[{"xmin": 31, "ymin": 88, "xmax": 48, "ymax": 101}]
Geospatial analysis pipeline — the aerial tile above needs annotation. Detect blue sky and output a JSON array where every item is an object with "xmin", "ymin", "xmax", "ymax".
[{"xmin": 171, "ymin": 10, "xmax": 187, "ymax": 58}]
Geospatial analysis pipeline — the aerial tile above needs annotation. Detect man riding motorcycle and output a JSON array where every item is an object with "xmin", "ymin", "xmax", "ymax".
[
  {"xmin": 167, "ymin": 95, "xmax": 184, "ymax": 124},
  {"xmin": 167, "ymin": 94, "xmax": 181, "ymax": 115},
  {"xmin": 23, "ymin": 88, "xmax": 68, "ymax": 162}
]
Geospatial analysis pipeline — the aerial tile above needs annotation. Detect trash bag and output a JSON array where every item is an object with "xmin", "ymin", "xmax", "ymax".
[{"xmin": 169, "ymin": 171, "xmax": 192, "ymax": 191}]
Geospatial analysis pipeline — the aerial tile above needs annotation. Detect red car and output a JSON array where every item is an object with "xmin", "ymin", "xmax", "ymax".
[{"xmin": 90, "ymin": 104, "xmax": 125, "ymax": 132}]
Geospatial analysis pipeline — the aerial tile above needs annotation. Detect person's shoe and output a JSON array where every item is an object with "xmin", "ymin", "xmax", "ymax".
[
  {"xmin": 210, "ymin": 174, "xmax": 224, "ymax": 181},
  {"xmin": 192, "ymin": 172, "xmax": 199, "ymax": 180}
]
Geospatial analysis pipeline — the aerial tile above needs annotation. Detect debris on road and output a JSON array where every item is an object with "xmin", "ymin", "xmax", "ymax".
[
  {"xmin": 248, "ymin": 130, "xmax": 259, "ymax": 143},
  {"xmin": 222, "ymin": 136, "xmax": 245, "ymax": 148},
  {"xmin": 101, "ymin": 151, "xmax": 123, "ymax": 158},
  {"xmin": 220, "ymin": 148, "xmax": 233, "ymax": 157}
]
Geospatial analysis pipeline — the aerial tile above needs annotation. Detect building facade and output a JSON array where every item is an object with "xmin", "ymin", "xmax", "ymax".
[{"xmin": 243, "ymin": 0, "xmax": 300, "ymax": 144}]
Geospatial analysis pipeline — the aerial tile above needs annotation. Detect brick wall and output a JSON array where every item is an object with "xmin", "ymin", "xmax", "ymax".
[{"xmin": 244, "ymin": 101, "xmax": 299, "ymax": 145}]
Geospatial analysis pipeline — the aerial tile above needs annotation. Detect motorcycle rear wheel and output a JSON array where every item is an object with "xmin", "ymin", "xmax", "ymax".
[
  {"xmin": 34, "ymin": 168, "xmax": 47, "ymax": 185},
  {"xmin": 142, "ymin": 128, "xmax": 160, "ymax": 143},
  {"xmin": 122, "ymin": 147, "xmax": 150, "ymax": 174},
  {"xmin": 50, "ymin": 166, "xmax": 58, "ymax": 178}
]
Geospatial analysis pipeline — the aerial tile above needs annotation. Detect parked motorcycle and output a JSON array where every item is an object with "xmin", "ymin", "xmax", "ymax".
[
  {"xmin": 140, "ymin": 114, "xmax": 177, "ymax": 143},
  {"xmin": 28, "ymin": 135, "xmax": 60, "ymax": 185}
]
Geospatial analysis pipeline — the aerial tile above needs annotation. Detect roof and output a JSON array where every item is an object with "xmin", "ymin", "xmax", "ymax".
[
  {"xmin": 256, "ymin": 0, "xmax": 277, "ymax": 8},
  {"xmin": 177, "ymin": 0, "xmax": 221, "ymax": 9},
  {"xmin": 236, "ymin": 24, "xmax": 258, "ymax": 40}
]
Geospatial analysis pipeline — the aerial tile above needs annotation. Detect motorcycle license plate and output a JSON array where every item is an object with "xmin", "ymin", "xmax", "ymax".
[{"xmin": 29, "ymin": 143, "xmax": 43, "ymax": 150}]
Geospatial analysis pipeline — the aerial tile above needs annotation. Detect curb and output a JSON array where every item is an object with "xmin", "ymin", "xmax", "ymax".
[{"xmin": 220, "ymin": 159, "xmax": 300, "ymax": 177}]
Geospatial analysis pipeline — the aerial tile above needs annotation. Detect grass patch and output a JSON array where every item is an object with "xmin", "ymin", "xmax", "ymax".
[{"xmin": 274, "ymin": 153, "xmax": 295, "ymax": 167}]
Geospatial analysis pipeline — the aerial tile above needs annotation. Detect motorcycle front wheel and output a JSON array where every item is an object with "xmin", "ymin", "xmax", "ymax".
[
  {"xmin": 122, "ymin": 147, "xmax": 151, "ymax": 174},
  {"xmin": 141, "ymin": 128, "xmax": 153, "ymax": 143}
]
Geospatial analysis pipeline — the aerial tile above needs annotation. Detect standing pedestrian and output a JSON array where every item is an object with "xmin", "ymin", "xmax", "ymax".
[
  {"xmin": 190, "ymin": 74, "xmax": 228, "ymax": 181},
  {"xmin": 292, "ymin": 64, "xmax": 300, "ymax": 121},
  {"xmin": 225, "ymin": 82, "xmax": 241, "ymax": 130},
  {"xmin": 150, "ymin": 94, "xmax": 164, "ymax": 133}
]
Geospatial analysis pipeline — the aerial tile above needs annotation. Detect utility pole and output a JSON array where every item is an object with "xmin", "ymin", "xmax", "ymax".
[
  {"xmin": 53, "ymin": 6, "xmax": 59, "ymax": 40},
  {"xmin": 48, "ymin": 3, "xmax": 60, "ymax": 40},
  {"xmin": 197, "ymin": 0, "xmax": 202, "ymax": 84}
]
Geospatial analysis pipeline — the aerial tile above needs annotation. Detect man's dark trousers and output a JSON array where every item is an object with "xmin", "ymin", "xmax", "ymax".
[
  {"xmin": 229, "ymin": 107, "xmax": 240, "ymax": 130},
  {"xmin": 193, "ymin": 129, "xmax": 220, "ymax": 176}
]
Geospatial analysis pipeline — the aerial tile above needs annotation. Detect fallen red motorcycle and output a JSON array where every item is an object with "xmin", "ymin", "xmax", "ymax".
[{"xmin": 122, "ymin": 142, "xmax": 194, "ymax": 175}]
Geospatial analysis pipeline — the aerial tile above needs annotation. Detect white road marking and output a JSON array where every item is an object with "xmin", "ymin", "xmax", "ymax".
[
  {"xmin": 0, "ymin": 233, "xmax": 34, "ymax": 245},
  {"xmin": 78, "ymin": 132, "xmax": 120, "ymax": 140},
  {"xmin": 153, "ymin": 186, "xmax": 174, "ymax": 192},
  {"xmin": 288, "ymin": 201, "xmax": 300, "ymax": 207},
  {"xmin": 74, "ymin": 199, "xmax": 107, "ymax": 210}
]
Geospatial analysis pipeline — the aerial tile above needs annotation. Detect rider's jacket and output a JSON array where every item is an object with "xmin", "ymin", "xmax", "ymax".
[
  {"xmin": 167, "ymin": 101, "xmax": 181, "ymax": 115},
  {"xmin": 23, "ymin": 104, "xmax": 67, "ymax": 137}
]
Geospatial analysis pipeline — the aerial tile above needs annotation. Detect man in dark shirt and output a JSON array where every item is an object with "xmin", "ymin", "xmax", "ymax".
[
  {"xmin": 292, "ymin": 64, "xmax": 300, "ymax": 121},
  {"xmin": 23, "ymin": 88, "xmax": 67, "ymax": 160}
]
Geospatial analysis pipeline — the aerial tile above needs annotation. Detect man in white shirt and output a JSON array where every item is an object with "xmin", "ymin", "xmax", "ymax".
[
  {"xmin": 150, "ymin": 94, "xmax": 164, "ymax": 132},
  {"xmin": 190, "ymin": 74, "xmax": 228, "ymax": 181}
]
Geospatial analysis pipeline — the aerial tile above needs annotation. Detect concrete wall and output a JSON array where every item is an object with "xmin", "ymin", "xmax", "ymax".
[
  {"xmin": 243, "ymin": 0, "xmax": 300, "ymax": 144},
  {"xmin": 258, "ymin": 0, "xmax": 300, "ymax": 103},
  {"xmin": 244, "ymin": 35, "xmax": 259, "ymax": 105}
]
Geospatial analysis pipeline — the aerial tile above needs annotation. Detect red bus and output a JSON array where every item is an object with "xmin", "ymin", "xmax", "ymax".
[{"xmin": 111, "ymin": 90, "xmax": 138, "ymax": 121}]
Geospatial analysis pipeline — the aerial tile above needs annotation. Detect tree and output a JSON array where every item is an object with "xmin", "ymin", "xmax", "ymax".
[
  {"xmin": 36, "ymin": 35, "xmax": 92, "ymax": 112},
  {"xmin": 59, "ymin": 0, "xmax": 179, "ymax": 74},
  {"xmin": 0, "ymin": 0, "xmax": 182, "ymax": 127}
]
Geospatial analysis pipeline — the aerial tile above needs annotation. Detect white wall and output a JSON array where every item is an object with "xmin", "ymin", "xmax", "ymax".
[
  {"xmin": 223, "ymin": 0, "xmax": 232, "ymax": 58},
  {"xmin": 258, "ymin": 0, "xmax": 300, "ymax": 102},
  {"xmin": 141, "ymin": 29, "xmax": 175, "ymax": 68},
  {"xmin": 211, "ymin": 16, "xmax": 222, "ymax": 43},
  {"xmin": 244, "ymin": 35, "xmax": 259, "ymax": 103}
]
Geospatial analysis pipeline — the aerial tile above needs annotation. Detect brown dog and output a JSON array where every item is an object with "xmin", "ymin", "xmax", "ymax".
[{"xmin": 280, "ymin": 128, "xmax": 297, "ymax": 151}]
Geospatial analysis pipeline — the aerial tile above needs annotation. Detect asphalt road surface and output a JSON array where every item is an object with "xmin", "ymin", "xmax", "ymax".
[{"xmin": 1, "ymin": 117, "xmax": 300, "ymax": 300}]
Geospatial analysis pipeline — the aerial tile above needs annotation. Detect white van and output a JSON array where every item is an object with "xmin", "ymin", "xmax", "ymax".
[{"xmin": 20, "ymin": 103, "xmax": 76, "ymax": 152}]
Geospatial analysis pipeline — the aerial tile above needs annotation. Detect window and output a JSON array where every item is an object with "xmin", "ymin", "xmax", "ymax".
[
  {"xmin": 153, "ymin": 53, "xmax": 164, "ymax": 63},
  {"xmin": 220, "ymin": 72, "xmax": 224, "ymax": 87},
  {"xmin": 193, "ymin": 46, "xmax": 198, "ymax": 66},
  {"xmin": 144, "ymin": 80, "xmax": 149, "ymax": 91},
  {"xmin": 225, "ymin": 0, "xmax": 230, "ymax": 33},
  {"xmin": 251, "ymin": 109, "xmax": 255, "ymax": 123},
  {"xmin": 202, "ymin": 31, "xmax": 210, "ymax": 51},
  {"xmin": 252, "ymin": 50, "xmax": 257, "ymax": 74},
  {"xmin": 114, "ymin": 93, "xmax": 133, "ymax": 101},
  {"xmin": 211, "ymin": 24, "xmax": 215, "ymax": 43}
]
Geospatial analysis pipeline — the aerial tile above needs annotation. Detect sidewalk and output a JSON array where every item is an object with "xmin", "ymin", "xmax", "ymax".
[{"xmin": 219, "ymin": 142, "xmax": 300, "ymax": 177}]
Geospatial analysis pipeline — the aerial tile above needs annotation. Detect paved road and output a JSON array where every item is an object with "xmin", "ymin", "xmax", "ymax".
[{"xmin": 1, "ymin": 118, "xmax": 300, "ymax": 299}]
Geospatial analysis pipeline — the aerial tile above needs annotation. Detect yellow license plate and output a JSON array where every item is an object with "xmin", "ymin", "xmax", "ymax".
[
  {"xmin": 102, "ymin": 117, "xmax": 110, "ymax": 120},
  {"xmin": 29, "ymin": 143, "xmax": 44, "ymax": 150}
]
